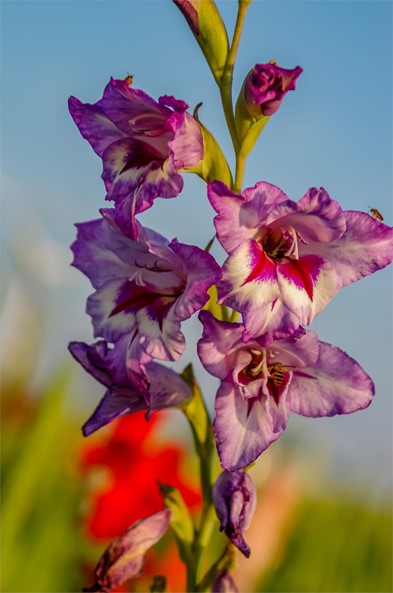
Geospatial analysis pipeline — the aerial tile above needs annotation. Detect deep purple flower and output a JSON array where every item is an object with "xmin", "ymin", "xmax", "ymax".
[
  {"xmin": 84, "ymin": 509, "xmax": 171, "ymax": 593},
  {"xmin": 69, "ymin": 78, "xmax": 203, "ymax": 235},
  {"xmin": 198, "ymin": 311, "xmax": 375, "ymax": 471},
  {"xmin": 69, "ymin": 339, "xmax": 191, "ymax": 436},
  {"xmin": 208, "ymin": 181, "xmax": 393, "ymax": 338},
  {"xmin": 71, "ymin": 209, "xmax": 221, "ymax": 361},
  {"xmin": 213, "ymin": 470, "xmax": 256, "ymax": 558},
  {"xmin": 242, "ymin": 62, "xmax": 303, "ymax": 117}
]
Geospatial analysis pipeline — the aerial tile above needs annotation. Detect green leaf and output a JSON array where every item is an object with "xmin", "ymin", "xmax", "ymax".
[{"xmin": 160, "ymin": 483, "xmax": 195, "ymax": 564}]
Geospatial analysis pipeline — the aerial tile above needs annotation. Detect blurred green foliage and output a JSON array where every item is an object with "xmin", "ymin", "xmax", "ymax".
[
  {"xmin": 1, "ymin": 368, "xmax": 84, "ymax": 592},
  {"xmin": 260, "ymin": 496, "xmax": 392, "ymax": 592}
]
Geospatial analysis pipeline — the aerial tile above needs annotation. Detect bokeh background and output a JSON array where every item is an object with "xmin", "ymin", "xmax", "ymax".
[{"xmin": 1, "ymin": 1, "xmax": 392, "ymax": 591}]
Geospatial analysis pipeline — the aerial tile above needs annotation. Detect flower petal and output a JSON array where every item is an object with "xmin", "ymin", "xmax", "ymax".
[
  {"xmin": 208, "ymin": 180, "xmax": 289, "ymax": 253},
  {"xmin": 290, "ymin": 341, "xmax": 375, "ymax": 417},
  {"xmin": 214, "ymin": 381, "xmax": 285, "ymax": 471}
]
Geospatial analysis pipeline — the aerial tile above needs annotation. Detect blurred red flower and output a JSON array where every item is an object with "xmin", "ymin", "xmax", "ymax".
[{"xmin": 81, "ymin": 411, "xmax": 201, "ymax": 540}]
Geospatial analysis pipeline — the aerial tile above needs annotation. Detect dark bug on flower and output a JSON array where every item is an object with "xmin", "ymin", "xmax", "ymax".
[
  {"xmin": 124, "ymin": 73, "xmax": 134, "ymax": 86},
  {"xmin": 367, "ymin": 206, "xmax": 384, "ymax": 221},
  {"xmin": 269, "ymin": 363, "xmax": 286, "ymax": 387}
]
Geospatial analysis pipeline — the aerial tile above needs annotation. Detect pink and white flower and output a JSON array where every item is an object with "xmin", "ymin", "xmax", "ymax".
[
  {"xmin": 208, "ymin": 181, "xmax": 393, "ymax": 338},
  {"xmin": 198, "ymin": 312, "xmax": 374, "ymax": 471}
]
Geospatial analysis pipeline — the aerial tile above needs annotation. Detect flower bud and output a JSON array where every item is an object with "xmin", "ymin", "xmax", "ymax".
[
  {"xmin": 235, "ymin": 61, "xmax": 302, "ymax": 154},
  {"xmin": 242, "ymin": 61, "xmax": 303, "ymax": 118},
  {"xmin": 84, "ymin": 509, "xmax": 171, "ymax": 592},
  {"xmin": 212, "ymin": 571, "xmax": 239, "ymax": 593},
  {"xmin": 172, "ymin": 0, "xmax": 229, "ymax": 83},
  {"xmin": 212, "ymin": 470, "xmax": 256, "ymax": 558}
]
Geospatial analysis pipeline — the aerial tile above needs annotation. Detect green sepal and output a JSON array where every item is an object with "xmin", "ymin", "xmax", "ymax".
[
  {"xmin": 196, "ymin": 544, "xmax": 237, "ymax": 592},
  {"xmin": 239, "ymin": 115, "xmax": 269, "ymax": 157},
  {"xmin": 235, "ymin": 77, "xmax": 270, "ymax": 156},
  {"xmin": 202, "ymin": 285, "xmax": 231, "ymax": 323},
  {"xmin": 159, "ymin": 483, "xmax": 195, "ymax": 565},
  {"xmin": 186, "ymin": 105, "xmax": 232, "ymax": 187}
]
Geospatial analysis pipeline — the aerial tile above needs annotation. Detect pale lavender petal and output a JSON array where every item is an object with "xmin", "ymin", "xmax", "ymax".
[
  {"xmin": 208, "ymin": 181, "xmax": 289, "ymax": 253},
  {"xmin": 170, "ymin": 240, "xmax": 222, "ymax": 321},
  {"xmin": 214, "ymin": 381, "xmax": 286, "ymax": 471},
  {"xmin": 198, "ymin": 311, "xmax": 244, "ymax": 380},
  {"xmin": 304, "ymin": 211, "xmax": 393, "ymax": 286},
  {"xmin": 290, "ymin": 341, "xmax": 375, "ymax": 418},
  {"xmin": 166, "ymin": 103, "xmax": 203, "ymax": 169}
]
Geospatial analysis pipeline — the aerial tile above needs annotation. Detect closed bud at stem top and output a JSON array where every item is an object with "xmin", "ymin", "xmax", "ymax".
[
  {"xmin": 172, "ymin": 0, "xmax": 229, "ymax": 84},
  {"xmin": 235, "ymin": 61, "xmax": 303, "ymax": 154}
]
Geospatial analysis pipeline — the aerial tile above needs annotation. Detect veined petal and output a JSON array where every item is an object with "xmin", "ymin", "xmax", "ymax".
[
  {"xmin": 146, "ymin": 362, "xmax": 192, "ymax": 412},
  {"xmin": 170, "ymin": 241, "xmax": 222, "ymax": 321},
  {"xmin": 304, "ymin": 211, "xmax": 393, "ymax": 287},
  {"xmin": 87, "ymin": 279, "xmax": 137, "ymax": 343},
  {"xmin": 208, "ymin": 181, "xmax": 289, "ymax": 253},
  {"xmin": 214, "ymin": 381, "xmax": 285, "ymax": 471},
  {"xmin": 290, "ymin": 341, "xmax": 374, "ymax": 417},
  {"xmin": 136, "ymin": 306, "xmax": 185, "ymax": 361},
  {"xmin": 89, "ymin": 509, "xmax": 171, "ymax": 592},
  {"xmin": 167, "ymin": 107, "xmax": 203, "ymax": 170},
  {"xmin": 293, "ymin": 187, "xmax": 346, "ymax": 241},
  {"xmin": 98, "ymin": 78, "xmax": 170, "ymax": 134},
  {"xmin": 198, "ymin": 311, "xmax": 244, "ymax": 380},
  {"xmin": 68, "ymin": 96, "xmax": 126, "ymax": 158},
  {"xmin": 82, "ymin": 390, "xmax": 147, "ymax": 437}
]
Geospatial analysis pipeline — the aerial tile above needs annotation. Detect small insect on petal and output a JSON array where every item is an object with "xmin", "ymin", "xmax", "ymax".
[{"xmin": 367, "ymin": 206, "xmax": 384, "ymax": 221}]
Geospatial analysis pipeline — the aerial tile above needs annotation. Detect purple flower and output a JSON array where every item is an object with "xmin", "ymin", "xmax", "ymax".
[
  {"xmin": 208, "ymin": 181, "xmax": 393, "ymax": 338},
  {"xmin": 242, "ymin": 62, "xmax": 303, "ymax": 117},
  {"xmin": 198, "ymin": 312, "xmax": 375, "ymax": 471},
  {"xmin": 71, "ymin": 209, "xmax": 221, "ymax": 361},
  {"xmin": 69, "ymin": 78, "xmax": 203, "ymax": 235},
  {"xmin": 69, "ymin": 339, "xmax": 191, "ymax": 436},
  {"xmin": 83, "ymin": 509, "xmax": 171, "ymax": 593},
  {"xmin": 213, "ymin": 470, "xmax": 256, "ymax": 558}
]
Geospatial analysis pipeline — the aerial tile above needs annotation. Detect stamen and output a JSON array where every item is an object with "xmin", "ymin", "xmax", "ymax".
[{"xmin": 283, "ymin": 227, "xmax": 299, "ymax": 259}]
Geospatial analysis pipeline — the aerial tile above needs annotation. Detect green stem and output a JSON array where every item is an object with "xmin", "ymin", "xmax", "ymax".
[
  {"xmin": 234, "ymin": 150, "xmax": 247, "ymax": 193},
  {"xmin": 219, "ymin": 0, "xmax": 252, "ymax": 158}
]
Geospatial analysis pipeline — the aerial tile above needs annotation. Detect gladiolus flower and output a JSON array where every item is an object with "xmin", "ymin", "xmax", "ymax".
[
  {"xmin": 198, "ymin": 312, "xmax": 375, "ymax": 471},
  {"xmin": 69, "ymin": 78, "xmax": 203, "ymax": 235},
  {"xmin": 208, "ymin": 181, "xmax": 393, "ymax": 338},
  {"xmin": 71, "ymin": 209, "xmax": 221, "ymax": 361}
]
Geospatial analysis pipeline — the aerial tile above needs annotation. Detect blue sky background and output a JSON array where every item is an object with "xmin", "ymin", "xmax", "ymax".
[{"xmin": 1, "ymin": 0, "xmax": 392, "ymax": 496}]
